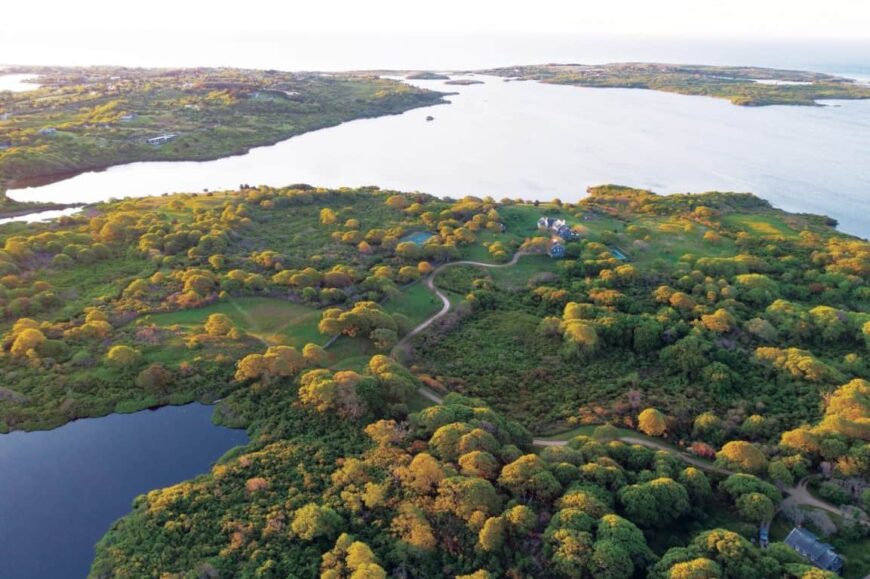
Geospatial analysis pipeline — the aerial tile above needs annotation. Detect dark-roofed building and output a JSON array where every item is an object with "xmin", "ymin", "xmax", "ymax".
[
  {"xmin": 783, "ymin": 527, "xmax": 844, "ymax": 574},
  {"xmin": 548, "ymin": 238, "xmax": 565, "ymax": 258},
  {"xmin": 538, "ymin": 216, "xmax": 579, "ymax": 241},
  {"xmin": 554, "ymin": 223, "xmax": 578, "ymax": 240}
]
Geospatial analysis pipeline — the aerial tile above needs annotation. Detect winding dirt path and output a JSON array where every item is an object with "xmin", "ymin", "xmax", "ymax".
[
  {"xmin": 400, "ymin": 252, "xmax": 868, "ymax": 524},
  {"xmin": 394, "ymin": 251, "xmax": 528, "ymax": 350}
]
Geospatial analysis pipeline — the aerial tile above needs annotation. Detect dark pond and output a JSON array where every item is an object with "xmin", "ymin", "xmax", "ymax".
[{"xmin": 0, "ymin": 403, "xmax": 248, "ymax": 579}]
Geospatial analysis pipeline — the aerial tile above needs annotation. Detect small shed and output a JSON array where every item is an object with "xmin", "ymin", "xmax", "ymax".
[{"xmin": 783, "ymin": 527, "xmax": 844, "ymax": 573}]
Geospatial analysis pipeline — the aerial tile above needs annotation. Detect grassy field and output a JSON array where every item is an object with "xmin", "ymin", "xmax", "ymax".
[
  {"xmin": 383, "ymin": 282, "xmax": 443, "ymax": 328},
  {"xmin": 535, "ymin": 423, "xmax": 687, "ymax": 450},
  {"xmin": 722, "ymin": 213, "xmax": 798, "ymax": 237},
  {"xmin": 489, "ymin": 253, "xmax": 556, "ymax": 290},
  {"xmin": 148, "ymin": 297, "xmax": 323, "ymax": 347}
]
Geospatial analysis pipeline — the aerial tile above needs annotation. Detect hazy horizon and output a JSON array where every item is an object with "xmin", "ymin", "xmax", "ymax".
[{"xmin": 3, "ymin": 33, "xmax": 870, "ymax": 78}]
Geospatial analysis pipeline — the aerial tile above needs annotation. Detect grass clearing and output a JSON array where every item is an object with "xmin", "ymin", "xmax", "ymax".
[
  {"xmin": 148, "ymin": 297, "xmax": 323, "ymax": 347},
  {"xmin": 624, "ymin": 217, "xmax": 737, "ymax": 265},
  {"xmin": 383, "ymin": 282, "xmax": 443, "ymax": 329},
  {"xmin": 722, "ymin": 214, "xmax": 797, "ymax": 237},
  {"xmin": 535, "ymin": 423, "xmax": 683, "ymax": 450},
  {"xmin": 489, "ymin": 254, "xmax": 556, "ymax": 290}
]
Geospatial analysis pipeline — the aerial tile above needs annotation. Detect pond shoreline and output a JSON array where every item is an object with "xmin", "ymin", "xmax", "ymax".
[{"xmin": 0, "ymin": 402, "xmax": 248, "ymax": 579}]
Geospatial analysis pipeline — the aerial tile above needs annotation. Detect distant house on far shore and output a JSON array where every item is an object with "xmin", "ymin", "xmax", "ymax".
[
  {"xmin": 783, "ymin": 527, "xmax": 844, "ymax": 574},
  {"xmin": 146, "ymin": 134, "xmax": 177, "ymax": 146}
]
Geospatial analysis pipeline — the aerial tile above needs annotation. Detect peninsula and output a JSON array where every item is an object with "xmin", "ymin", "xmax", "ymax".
[
  {"xmin": 0, "ymin": 66, "xmax": 446, "ymax": 187},
  {"xmin": 484, "ymin": 63, "xmax": 870, "ymax": 106}
]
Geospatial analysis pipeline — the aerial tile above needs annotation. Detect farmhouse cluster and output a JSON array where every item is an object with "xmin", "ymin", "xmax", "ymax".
[{"xmin": 537, "ymin": 216, "xmax": 579, "ymax": 258}]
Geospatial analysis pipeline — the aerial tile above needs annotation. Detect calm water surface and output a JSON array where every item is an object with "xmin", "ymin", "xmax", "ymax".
[
  {"xmin": 11, "ymin": 76, "xmax": 870, "ymax": 237},
  {"xmin": 0, "ymin": 73, "xmax": 41, "ymax": 92},
  {"xmin": 0, "ymin": 404, "xmax": 248, "ymax": 579},
  {"xmin": 0, "ymin": 207, "xmax": 81, "ymax": 226}
]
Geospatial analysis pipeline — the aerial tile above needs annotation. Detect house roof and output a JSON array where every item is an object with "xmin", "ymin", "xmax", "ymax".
[{"xmin": 784, "ymin": 528, "xmax": 843, "ymax": 570}]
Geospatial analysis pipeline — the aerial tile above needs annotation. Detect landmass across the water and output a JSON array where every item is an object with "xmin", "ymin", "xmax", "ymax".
[
  {"xmin": 0, "ymin": 66, "xmax": 447, "ymax": 187},
  {"xmin": 1, "ymin": 183, "xmax": 868, "ymax": 577},
  {"xmin": 483, "ymin": 63, "xmax": 870, "ymax": 106},
  {"xmin": 5, "ymin": 62, "xmax": 870, "ymax": 194},
  {"xmin": 0, "ymin": 190, "xmax": 81, "ymax": 220}
]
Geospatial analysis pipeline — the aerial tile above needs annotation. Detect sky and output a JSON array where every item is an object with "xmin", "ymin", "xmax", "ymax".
[
  {"xmin": 3, "ymin": 0, "xmax": 869, "ymax": 38},
  {"xmin": 2, "ymin": 1, "xmax": 868, "ymax": 70}
]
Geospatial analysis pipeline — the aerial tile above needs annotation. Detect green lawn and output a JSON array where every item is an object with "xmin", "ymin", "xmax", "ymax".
[
  {"xmin": 148, "ymin": 297, "xmax": 323, "ymax": 347},
  {"xmin": 500, "ymin": 205, "xmax": 544, "ymax": 238},
  {"xmin": 383, "ymin": 282, "xmax": 443, "ymax": 329},
  {"xmin": 722, "ymin": 214, "xmax": 798, "ymax": 238},
  {"xmin": 622, "ymin": 217, "xmax": 737, "ymax": 265},
  {"xmin": 489, "ymin": 254, "xmax": 556, "ymax": 290},
  {"xmin": 326, "ymin": 337, "xmax": 380, "ymax": 371},
  {"xmin": 460, "ymin": 240, "xmax": 499, "ymax": 262},
  {"xmin": 535, "ymin": 423, "xmax": 682, "ymax": 449}
]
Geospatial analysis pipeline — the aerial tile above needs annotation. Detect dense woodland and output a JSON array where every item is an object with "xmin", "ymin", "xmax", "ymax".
[
  {"xmin": 0, "ymin": 184, "xmax": 868, "ymax": 577},
  {"xmin": 483, "ymin": 63, "xmax": 870, "ymax": 106}
]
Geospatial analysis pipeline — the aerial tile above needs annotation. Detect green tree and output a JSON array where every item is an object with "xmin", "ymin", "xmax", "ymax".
[
  {"xmin": 595, "ymin": 514, "xmax": 655, "ymax": 568},
  {"xmin": 320, "ymin": 208, "xmax": 337, "ymax": 225},
  {"xmin": 498, "ymin": 454, "xmax": 562, "ymax": 502},
  {"xmin": 291, "ymin": 503, "xmax": 341, "ymax": 541},
  {"xmin": 715, "ymin": 441, "xmax": 768, "ymax": 474},
  {"xmin": 591, "ymin": 540, "xmax": 633, "ymax": 579},
  {"xmin": 547, "ymin": 529, "xmax": 594, "ymax": 577},
  {"xmin": 679, "ymin": 467, "xmax": 713, "ymax": 504},
  {"xmin": 105, "ymin": 345, "xmax": 141, "ymax": 368},
  {"xmin": 204, "ymin": 313, "xmax": 234, "ymax": 336},
  {"xmin": 135, "ymin": 363, "xmax": 173, "ymax": 394},
  {"xmin": 618, "ymin": 477, "xmax": 690, "ymax": 528},
  {"xmin": 735, "ymin": 492, "xmax": 775, "ymax": 523},
  {"xmin": 10, "ymin": 327, "xmax": 46, "ymax": 358},
  {"xmin": 477, "ymin": 516, "xmax": 506, "ymax": 552},
  {"xmin": 667, "ymin": 557, "xmax": 722, "ymax": 579},
  {"xmin": 435, "ymin": 476, "xmax": 500, "ymax": 520},
  {"xmin": 638, "ymin": 408, "xmax": 668, "ymax": 437}
]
